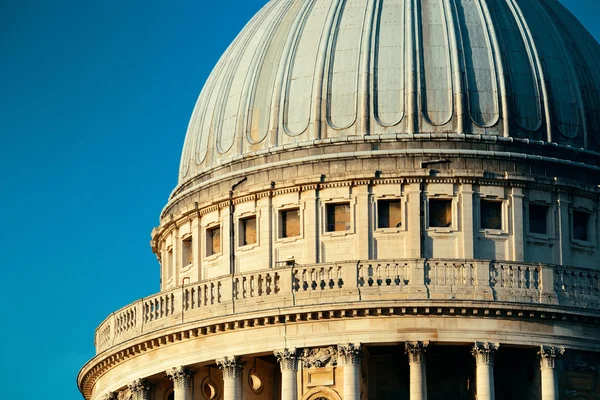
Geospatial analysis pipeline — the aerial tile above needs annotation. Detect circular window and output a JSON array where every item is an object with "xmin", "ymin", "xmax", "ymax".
[
  {"xmin": 248, "ymin": 368, "xmax": 263, "ymax": 394},
  {"xmin": 201, "ymin": 377, "xmax": 219, "ymax": 400}
]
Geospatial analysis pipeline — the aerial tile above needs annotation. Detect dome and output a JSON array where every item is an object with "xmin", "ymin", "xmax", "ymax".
[{"xmin": 177, "ymin": 0, "xmax": 600, "ymax": 189}]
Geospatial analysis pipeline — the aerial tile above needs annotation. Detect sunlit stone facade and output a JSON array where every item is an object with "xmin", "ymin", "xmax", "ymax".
[{"xmin": 79, "ymin": 0, "xmax": 600, "ymax": 399}]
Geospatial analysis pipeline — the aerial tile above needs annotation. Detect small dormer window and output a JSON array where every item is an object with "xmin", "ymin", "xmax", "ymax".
[
  {"xmin": 573, "ymin": 210, "xmax": 591, "ymax": 242},
  {"xmin": 326, "ymin": 203, "xmax": 351, "ymax": 232},
  {"xmin": 240, "ymin": 216, "xmax": 257, "ymax": 246},
  {"xmin": 280, "ymin": 208, "xmax": 300, "ymax": 238},
  {"xmin": 207, "ymin": 226, "xmax": 221, "ymax": 256},
  {"xmin": 182, "ymin": 236, "xmax": 192, "ymax": 266},
  {"xmin": 480, "ymin": 200, "xmax": 502, "ymax": 230},
  {"xmin": 377, "ymin": 199, "xmax": 402, "ymax": 228},
  {"xmin": 429, "ymin": 199, "xmax": 452, "ymax": 228},
  {"xmin": 529, "ymin": 204, "xmax": 549, "ymax": 235}
]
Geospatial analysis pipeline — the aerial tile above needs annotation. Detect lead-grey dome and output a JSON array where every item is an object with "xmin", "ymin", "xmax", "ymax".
[{"xmin": 177, "ymin": 0, "xmax": 600, "ymax": 187}]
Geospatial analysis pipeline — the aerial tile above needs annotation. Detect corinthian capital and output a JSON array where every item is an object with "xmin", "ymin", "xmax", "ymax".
[
  {"xmin": 128, "ymin": 379, "xmax": 153, "ymax": 400},
  {"xmin": 405, "ymin": 341, "xmax": 428, "ymax": 363},
  {"xmin": 274, "ymin": 348, "xmax": 300, "ymax": 371},
  {"xmin": 538, "ymin": 346, "xmax": 565, "ymax": 369},
  {"xmin": 338, "ymin": 343, "xmax": 362, "ymax": 365},
  {"xmin": 216, "ymin": 356, "xmax": 246, "ymax": 379},
  {"xmin": 472, "ymin": 342, "xmax": 499, "ymax": 366},
  {"xmin": 166, "ymin": 366, "xmax": 195, "ymax": 389}
]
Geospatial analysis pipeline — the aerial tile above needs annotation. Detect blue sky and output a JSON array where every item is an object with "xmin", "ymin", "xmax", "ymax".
[{"xmin": 0, "ymin": 1, "xmax": 598, "ymax": 399}]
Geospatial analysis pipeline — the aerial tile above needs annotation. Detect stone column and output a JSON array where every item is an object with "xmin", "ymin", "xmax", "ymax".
[
  {"xmin": 217, "ymin": 356, "xmax": 245, "ymax": 400},
  {"xmin": 338, "ymin": 343, "xmax": 362, "ymax": 400},
  {"xmin": 274, "ymin": 348, "xmax": 300, "ymax": 400},
  {"xmin": 405, "ymin": 341, "xmax": 428, "ymax": 400},
  {"xmin": 128, "ymin": 379, "xmax": 153, "ymax": 400},
  {"xmin": 167, "ymin": 366, "xmax": 195, "ymax": 400},
  {"xmin": 538, "ymin": 346, "xmax": 565, "ymax": 400},
  {"xmin": 471, "ymin": 342, "xmax": 499, "ymax": 400}
]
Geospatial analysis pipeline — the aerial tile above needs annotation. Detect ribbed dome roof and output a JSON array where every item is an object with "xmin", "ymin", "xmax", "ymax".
[{"xmin": 178, "ymin": 0, "xmax": 600, "ymax": 186}]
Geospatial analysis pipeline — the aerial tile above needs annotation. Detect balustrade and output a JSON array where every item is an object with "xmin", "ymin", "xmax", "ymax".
[{"xmin": 94, "ymin": 259, "xmax": 600, "ymax": 354}]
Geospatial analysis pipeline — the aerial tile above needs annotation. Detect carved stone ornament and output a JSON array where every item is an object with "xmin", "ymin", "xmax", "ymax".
[
  {"xmin": 566, "ymin": 351, "xmax": 598, "ymax": 373},
  {"xmin": 405, "ymin": 341, "xmax": 428, "ymax": 363},
  {"xmin": 274, "ymin": 348, "xmax": 300, "ymax": 371},
  {"xmin": 538, "ymin": 346, "xmax": 565, "ymax": 369},
  {"xmin": 303, "ymin": 346, "xmax": 338, "ymax": 368},
  {"xmin": 471, "ymin": 342, "xmax": 499, "ymax": 366},
  {"xmin": 101, "ymin": 393, "xmax": 116, "ymax": 400},
  {"xmin": 167, "ymin": 366, "xmax": 195, "ymax": 388},
  {"xmin": 117, "ymin": 391, "xmax": 134, "ymax": 400},
  {"xmin": 127, "ymin": 379, "xmax": 153, "ymax": 400},
  {"xmin": 338, "ymin": 343, "xmax": 362, "ymax": 365},
  {"xmin": 216, "ymin": 356, "xmax": 246, "ymax": 379}
]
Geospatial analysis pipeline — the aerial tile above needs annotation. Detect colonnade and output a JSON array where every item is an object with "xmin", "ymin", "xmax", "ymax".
[{"xmin": 102, "ymin": 343, "xmax": 565, "ymax": 400}]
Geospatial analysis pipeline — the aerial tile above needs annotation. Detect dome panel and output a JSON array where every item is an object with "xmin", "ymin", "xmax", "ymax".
[
  {"xmin": 177, "ymin": 0, "xmax": 600, "ymax": 187},
  {"xmin": 373, "ymin": 0, "xmax": 405, "ymax": 127}
]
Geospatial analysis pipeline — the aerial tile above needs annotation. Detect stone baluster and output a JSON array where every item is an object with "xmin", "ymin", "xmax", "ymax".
[
  {"xmin": 274, "ymin": 348, "xmax": 300, "ymax": 400},
  {"xmin": 471, "ymin": 342, "xmax": 499, "ymax": 400},
  {"xmin": 538, "ymin": 346, "xmax": 565, "ymax": 400},
  {"xmin": 338, "ymin": 343, "xmax": 362, "ymax": 400},
  {"xmin": 217, "ymin": 356, "xmax": 245, "ymax": 400},
  {"xmin": 128, "ymin": 379, "xmax": 153, "ymax": 400},
  {"xmin": 405, "ymin": 341, "xmax": 428, "ymax": 400},
  {"xmin": 167, "ymin": 366, "xmax": 195, "ymax": 400}
]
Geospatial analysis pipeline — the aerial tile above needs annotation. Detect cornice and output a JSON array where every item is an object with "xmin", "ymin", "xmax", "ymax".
[{"xmin": 78, "ymin": 300, "xmax": 600, "ymax": 399}]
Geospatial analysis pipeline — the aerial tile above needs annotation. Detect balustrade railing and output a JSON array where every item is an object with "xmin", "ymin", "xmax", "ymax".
[{"xmin": 94, "ymin": 259, "xmax": 600, "ymax": 354}]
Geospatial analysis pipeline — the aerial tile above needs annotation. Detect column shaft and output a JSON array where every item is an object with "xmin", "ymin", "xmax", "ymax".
[
  {"xmin": 472, "ymin": 342, "xmax": 499, "ymax": 400},
  {"xmin": 275, "ymin": 348, "xmax": 299, "ymax": 400},
  {"xmin": 217, "ymin": 356, "xmax": 245, "ymax": 400},
  {"xmin": 405, "ymin": 341, "xmax": 428, "ymax": 400},
  {"xmin": 539, "ymin": 346, "xmax": 564, "ymax": 400},
  {"xmin": 338, "ymin": 344, "xmax": 362, "ymax": 400}
]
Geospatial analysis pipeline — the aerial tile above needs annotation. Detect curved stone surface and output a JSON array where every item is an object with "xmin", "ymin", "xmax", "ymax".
[{"xmin": 177, "ymin": 0, "xmax": 600, "ymax": 188}]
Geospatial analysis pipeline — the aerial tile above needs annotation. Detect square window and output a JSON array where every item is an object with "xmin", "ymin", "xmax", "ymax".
[
  {"xmin": 573, "ymin": 210, "xmax": 591, "ymax": 242},
  {"xmin": 182, "ymin": 236, "xmax": 193, "ymax": 266},
  {"xmin": 326, "ymin": 203, "xmax": 351, "ymax": 232},
  {"xmin": 280, "ymin": 208, "xmax": 300, "ymax": 238},
  {"xmin": 377, "ymin": 199, "xmax": 402, "ymax": 228},
  {"xmin": 481, "ymin": 200, "xmax": 502, "ymax": 230},
  {"xmin": 207, "ymin": 226, "xmax": 221, "ymax": 256},
  {"xmin": 240, "ymin": 216, "xmax": 257, "ymax": 246},
  {"xmin": 429, "ymin": 199, "xmax": 452, "ymax": 228},
  {"xmin": 529, "ymin": 204, "xmax": 549, "ymax": 235}
]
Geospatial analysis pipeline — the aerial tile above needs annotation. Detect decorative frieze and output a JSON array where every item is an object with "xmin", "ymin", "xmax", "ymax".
[
  {"xmin": 338, "ymin": 343, "xmax": 362, "ymax": 365},
  {"xmin": 166, "ymin": 366, "xmax": 195, "ymax": 388},
  {"xmin": 472, "ymin": 342, "xmax": 499, "ymax": 366},
  {"xmin": 538, "ymin": 346, "xmax": 565, "ymax": 369},
  {"xmin": 274, "ymin": 348, "xmax": 300, "ymax": 371},
  {"xmin": 303, "ymin": 346, "xmax": 338, "ymax": 368},
  {"xmin": 216, "ymin": 356, "xmax": 245, "ymax": 379},
  {"xmin": 405, "ymin": 341, "xmax": 428, "ymax": 363},
  {"xmin": 128, "ymin": 379, "xmax": 153, "ymax": 400}
]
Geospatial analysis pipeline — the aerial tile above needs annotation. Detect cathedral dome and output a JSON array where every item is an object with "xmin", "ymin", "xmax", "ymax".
[{"xmin": 177, "ymin": 0, "xmax": 600, "ymax": 190}]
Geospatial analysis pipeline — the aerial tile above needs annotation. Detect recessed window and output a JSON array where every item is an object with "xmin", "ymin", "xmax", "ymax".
[
  {"xmin": 326, "ymin": 203, "xmax": 351, "ymax": 232},
  {"xmin": 280, "ymin": 208, "xmax": 300, "ymax": 238},
  {"xmin": 377, "ymin": 199, "xmax": 402, "ymax": 228},
  {"xmin": 529, "ymin": 204, "xmax": 549, "ymax": 234},
  {"xmin": 429, "ymin": 199, "xmax": 452, "ymax": 228},
  {"xmin": 573, "ymin": 210, "xmax": 591, "ymax": 242},
  {"xmin": 240, "ymin": 216, "xmax": 257, "ymax": 246},
  {"xmin": 182, "ymin": 236, "xmax": 193, "ymax": 266},
  {"xmin": 207, "ymin": 226, "xmax": 221, "ymax": 256},
  {"xmin": 480, "ymin": 200, "xmax": 502, "ymax": 230}
]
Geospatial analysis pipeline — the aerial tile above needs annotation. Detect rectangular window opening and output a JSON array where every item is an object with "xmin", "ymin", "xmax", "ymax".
[
  {"xmin": 529, "ymin": 204, "xmax": 549, "ymax": 235},
  {"xmin": 573, "ymin": 210, "xmax": 591, "ymax": 242},
  {"xmin": 280, "ymin": 208, "xmax": 300, "ymax": 238},
  {"xmin": 378, "ymin": 199, "xmax": 402, "ymax": 228},
  {"xmin": 182, "ymin": 236, "xmax": 193, "ymax": 266},
  {"xmin": 207, "ymin": 226, "xmax": 221, "ymax": 256},
  {"xmin": 481, "ymin": 200, "xmax": 503, "ymax": 230},
  {"xmin": 326, "ymin": 202, "xmax": 351, "ymax": 232},
  {"xmin": 429, "ymin": 198, "xmax": 452, "ymax": 228},
  {"xmin": 240, "ymin": 216, "xmax": 257, "ymax": 246}
]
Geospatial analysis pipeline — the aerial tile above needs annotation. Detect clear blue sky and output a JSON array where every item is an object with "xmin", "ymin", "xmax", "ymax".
[{"xmin": 0, "ymin": 1, "xmax": 598, "ymax": 399}]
